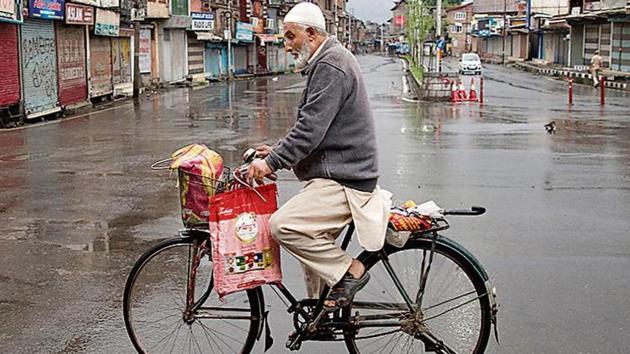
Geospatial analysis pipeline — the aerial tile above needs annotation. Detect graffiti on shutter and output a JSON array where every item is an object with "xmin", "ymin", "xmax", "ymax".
[
  {"xmin": 0, "ymin": 23, "xmax": 21, "ymax": 107},
  {"xmin": 89, "ymin": 35, "xmax": 114, "ymax": 97},
  {"xmin": 56, "ymin": 24, "xmax": 87, "ymax": 106},
  {"xmin": 21, "ymin": 19, "xmax": 59, "ymax": 116}
]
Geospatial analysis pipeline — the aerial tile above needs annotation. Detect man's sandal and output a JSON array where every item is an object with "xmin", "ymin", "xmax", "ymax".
[{"xmin": 324, "ymin": 272, "xmax": 370, "ymax": 312}]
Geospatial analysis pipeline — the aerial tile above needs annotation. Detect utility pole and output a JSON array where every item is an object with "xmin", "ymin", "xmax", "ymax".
[
  {"xmin": 381, "ymin": 24, "xmax": 385, "ymax": 54},
  {"xmin": 502, "ymin": 0, "xmax": 507, "ymax": 64},
  {"xmin": 348, "ymin": 10, "xmax": 352, "ymax": 49},
  {"xmin": 334, "ymin": 0, "xmax": 338, "ymax": 38},
  {"xmin": 226, "ymin": 0, "xmax": 233, "ymax": 79},
  {"xmin": 132, "ymin": 1, "xmax": 143, "ymax": 98},
  {"xmin": 436, "ymin": 0, "xmax": 442, "ymax": 40}
]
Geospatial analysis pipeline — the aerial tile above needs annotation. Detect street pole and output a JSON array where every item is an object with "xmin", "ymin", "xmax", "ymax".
[
  {"xmin": 502, "ymin": 0, "xmax": 507, "ymax": 64},
  {"xmin": 133, "ymin": 3, "xmax": 141, "ymax": 98},
  {"xmin": 226, "ymin": 1, "xmax": 233, "ymax": 79},
  {"xmin": 349, "ymin": 10, "xmax": 352, "ymax": 49},
  {"xmin": 436, "ymin": 0, "xmax": 442, "ymax": 40},
  {"xmin": 381, "ymin": 24, "xmax": 384, "ymax": 54},
  {"xmin": 334, "ymin": 0, "xmax": 338, "ymax": 38}
]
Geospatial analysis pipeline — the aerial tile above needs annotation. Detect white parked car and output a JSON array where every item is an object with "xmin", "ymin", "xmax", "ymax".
[{"xmin": 459, "ymin": 53, "xmax": 482, "ymax": 75}]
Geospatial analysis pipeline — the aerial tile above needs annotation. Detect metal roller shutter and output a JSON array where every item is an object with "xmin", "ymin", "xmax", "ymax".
[
  {"xmin": 55, "ymin": 23, "xmax": 87, "ymax": 107},
  {"xmin": 89, "ymin": 34, "xmax": 114, "ymax": 97},
  {"xmin": 20, "ymin": 19, "xmax": 60, "ymax": 117},
  {"xmin": 612, "ymin": 23, "xmax": 630, "ymax": 72},
  {"xmin": 187, "ymin": 32, "xmax": 204, "ymax": 75},
  {"xmin": 0, "ymin": 23, "xmax": 20, "ymax": 107}
]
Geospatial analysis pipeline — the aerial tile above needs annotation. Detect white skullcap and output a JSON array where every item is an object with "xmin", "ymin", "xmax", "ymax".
[{"xmin": 284, "ymin": 2, "xmax": 326, "ymax": 31}]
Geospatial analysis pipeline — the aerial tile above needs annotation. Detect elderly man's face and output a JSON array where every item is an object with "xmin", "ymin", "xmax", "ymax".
[{"xmin": 283, "ymin": 22, "xmax": 315, "ymax": 69}]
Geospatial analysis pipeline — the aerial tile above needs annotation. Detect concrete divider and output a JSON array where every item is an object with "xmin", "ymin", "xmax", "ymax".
[{"xmin": 407, "ymin": 71, "xmax": 458, "ymax": 102}]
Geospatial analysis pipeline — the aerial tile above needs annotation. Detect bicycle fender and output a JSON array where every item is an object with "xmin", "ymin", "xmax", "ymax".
[{"xmin": 432, "ymin": 235, "xmax": 489, "ymax": 281}]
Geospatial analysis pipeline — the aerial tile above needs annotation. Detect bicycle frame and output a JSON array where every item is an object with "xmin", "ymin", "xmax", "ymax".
[{"xmin": 181, "ymin": 216, "xmax": 497, "ymax": 350}]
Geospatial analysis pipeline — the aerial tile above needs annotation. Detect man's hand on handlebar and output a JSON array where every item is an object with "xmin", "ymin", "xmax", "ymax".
[
  {"xmin": 255, "ymin": 145, "xmax": 273, "ymax": 158},
  {"xmin": 247, "ymin": 159, "xmax": 273, "ymax": 185}
]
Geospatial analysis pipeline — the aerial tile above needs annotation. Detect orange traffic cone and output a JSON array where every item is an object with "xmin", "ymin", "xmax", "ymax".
[
  {"xmin": 457, "ymin": 80, "xmax": 468, "ymax": 101},
  {"xmin": 468, "ymin": 78, "xmax": 478, "ymax": 102},
  {"xmin": 451, "ymin": 81, "xmax": 461, "ymax": 103}
]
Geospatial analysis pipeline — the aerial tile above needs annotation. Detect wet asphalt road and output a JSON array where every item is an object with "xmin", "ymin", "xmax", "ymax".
[{"xmin": 1, "ymin": 55, "xmax": 630, "ymax": 353}]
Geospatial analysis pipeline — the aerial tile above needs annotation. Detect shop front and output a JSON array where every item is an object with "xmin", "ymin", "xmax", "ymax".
[
  {"xmin": 21, "ymin": 17, "xmax": 61, "ymax": 118},
  {"xmin": 0, "ymin": 17, "xmax": 22, "ymax": 125}
]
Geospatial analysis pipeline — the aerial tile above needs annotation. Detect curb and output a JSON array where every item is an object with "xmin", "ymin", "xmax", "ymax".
[{"xmin": 512, "ymin": 61, "xmax": 629, "ymax": 90}]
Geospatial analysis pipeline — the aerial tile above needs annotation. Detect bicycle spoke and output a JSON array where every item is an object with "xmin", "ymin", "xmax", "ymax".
[
  {"xmin": 422, "ymin": 293, "xmax": 487, "ymax": 323},
  {"xmin": 343, "ymin": 240, "xmax": 490, "ymax": 354},
  {"xmin": 422, "ymin": 290, "xmax": 477, "ymax": 312},
  {"xmin": 124, "ymin": 239, "xmax": 259, "ymax": 353}
]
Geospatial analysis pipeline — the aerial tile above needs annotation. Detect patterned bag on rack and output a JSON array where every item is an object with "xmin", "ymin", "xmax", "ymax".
[
  {"xmin": 209, "ymin": 183, "xmax": 282, "ymax": 297},
  {"xmin": 169, "ymin": 144, "xmax": 224, "ymax": 228}
]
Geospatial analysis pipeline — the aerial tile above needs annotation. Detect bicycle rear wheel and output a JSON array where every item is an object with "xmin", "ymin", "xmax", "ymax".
[
  {"xmin": 342, "ymin": 237, "xmax": 492, "ymax": 354},
  {"xmin": 123, "ymin": 237, "xmax": 262, "ymax": 354}
]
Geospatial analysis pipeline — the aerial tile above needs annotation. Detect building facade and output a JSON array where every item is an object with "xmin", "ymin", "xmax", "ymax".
[{"xmin": 446, "ymin": 1, "xmax": 474, "ymax": 56}]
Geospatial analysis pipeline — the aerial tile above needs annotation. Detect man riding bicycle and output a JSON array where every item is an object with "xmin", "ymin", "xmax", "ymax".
[{"xmin": 247, "ymin": 2, "xmax": 390, "ymax": 310}]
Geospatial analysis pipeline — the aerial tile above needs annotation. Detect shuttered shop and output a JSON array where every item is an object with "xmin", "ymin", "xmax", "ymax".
[
  {"xmin": 187, "ymin": 32, "xmax": 204, "ymax": 75},
  {"xmin": 233, "ymin": 45, "xmax": 248, "ymax": 75},
  {"xmin": 89, "ymin": 34, "xmax": 114, "ymax": 97},
  {"xmin": 0, "ymin": 23, "xmax": 20, "ymax": 108},
  {"xmin": 112, "ymin": 36, "xmax": 132, "ymax": 84},
  {"xmin": 55, "ymin": 23, "xmax": 87, "ymax": 106},
  {"xmin": 161, "ymin": 29, "xmax": 187, "ymax": 82},
  {"xmin": 21, "ymin": 19, "xmax": 60, "ymax": 117},
  {"xmin": 612, "ymin": 23, "xmax": 630, "ymax": 72}
]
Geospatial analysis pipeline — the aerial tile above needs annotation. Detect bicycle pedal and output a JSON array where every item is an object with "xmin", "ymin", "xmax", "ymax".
[{"xmin": 286, "ymin": 331, "xmax": 302, "ymax": 351}]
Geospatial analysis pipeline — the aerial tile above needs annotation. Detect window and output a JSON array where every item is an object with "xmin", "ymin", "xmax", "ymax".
[
  {"xmin": 455, "ymin": 12, "xmax": 466, "ymax": 20},
  {"xmin": 266, "ymin": 18, "xmax": 275, "ymax": 30},
  {"xmin": 450, "ymin": 24, "xmax": 463, "ymax": 33}
]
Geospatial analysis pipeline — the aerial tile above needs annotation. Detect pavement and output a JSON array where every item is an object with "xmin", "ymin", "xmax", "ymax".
[{"xmin": 1, "ymin": 54, "xmax": 630, "ymax": 353}]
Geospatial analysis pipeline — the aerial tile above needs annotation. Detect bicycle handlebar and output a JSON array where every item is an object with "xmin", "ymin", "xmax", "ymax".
[{"xmin": 442, "ymin": 206, "xmax": 486, "ymax": 216}]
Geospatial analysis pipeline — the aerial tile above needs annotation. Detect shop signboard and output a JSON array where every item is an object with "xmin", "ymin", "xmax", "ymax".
[
  {"xmin": 1, "ymin": 0, "xmax": 23, "ymax": 23},
  {"xmin": 191, "ymin": 12, "xmax": 213, "ymax": 31},
  {"xmin": 29, "ymin": 0, "xmax": 65, "ymax": 20},
  {"xmin": 236, "ymin": 21, "xmax": 253, "ymax": 42},
  {"xmin": 94, "ymin": 8, "xmax": 119, "ymax": 36},
  {"xmin": 65, "ymin": 2, "xmax": 93, "ymax": 25}
]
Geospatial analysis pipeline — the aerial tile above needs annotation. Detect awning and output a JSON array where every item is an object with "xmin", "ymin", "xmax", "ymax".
[
  {"xmin": 542, "ymin": 18, "xmax": 571, "ymax": 31},
  {"xmin": 195, "ymin": 32, "xmax": 223, "ymax": 42},
  {"xmin": 256, "ymin": 34, "xmax": 278, "ymax": 43}
]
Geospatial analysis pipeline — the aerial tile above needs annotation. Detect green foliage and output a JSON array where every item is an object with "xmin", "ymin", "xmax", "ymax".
[
  {"xmin": 405, "ymin": 0, "xmax": 434, "ymax": 68},
  {"xmin": 410, "ymin": 62, "xmax": 424, "ymax": 81}
]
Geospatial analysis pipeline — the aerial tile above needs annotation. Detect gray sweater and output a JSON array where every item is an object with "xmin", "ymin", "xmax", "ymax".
[{"xmin": 265, "ymin": 38, "xmax": 378, "ymax": 190}]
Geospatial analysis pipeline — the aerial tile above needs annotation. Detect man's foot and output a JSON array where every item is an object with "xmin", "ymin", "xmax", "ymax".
[{"xmin": 323, "ymin": 260, "xmax": 370, "ymax": 311}]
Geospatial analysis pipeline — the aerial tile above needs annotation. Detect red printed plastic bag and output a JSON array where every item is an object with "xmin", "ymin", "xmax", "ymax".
[{"xmin": 209, "ymin": 183, "xmax": 282, "ymax": 297}]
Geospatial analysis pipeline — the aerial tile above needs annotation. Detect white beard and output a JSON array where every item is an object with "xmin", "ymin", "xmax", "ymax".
[{"xmin": 294, "ymin": 44, "xmax": 312, "ymax": 70}]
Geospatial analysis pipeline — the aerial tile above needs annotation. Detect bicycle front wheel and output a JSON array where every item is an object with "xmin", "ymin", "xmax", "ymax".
[
  {"xmin": 342, "ymin": 237, "xmax": 492, "ymax": 354},
  {"xmin": 123, "ymin": 237, "xmax": 263, "ymax": 354}
]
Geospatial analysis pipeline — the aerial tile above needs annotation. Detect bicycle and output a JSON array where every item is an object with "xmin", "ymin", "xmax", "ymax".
[{"xmin": 123, "ymin": 153, "xmax": 498, "ymax": 354}]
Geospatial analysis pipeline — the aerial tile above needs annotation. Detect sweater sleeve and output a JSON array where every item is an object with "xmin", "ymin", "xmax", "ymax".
[{"xmin": 265, "ymin": 62, "xmax": 347, "ymax": 172}]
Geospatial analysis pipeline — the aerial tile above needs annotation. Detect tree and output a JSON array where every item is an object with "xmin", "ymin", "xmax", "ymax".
[{"xmin": 406, "ymin": 0, "xmax": 434, "ymax": 71}]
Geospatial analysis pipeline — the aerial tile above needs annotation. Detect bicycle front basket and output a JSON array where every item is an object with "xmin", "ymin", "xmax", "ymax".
[{"xmin": 177, "ymin": 169, "xmax": 225, "ymax": 229}]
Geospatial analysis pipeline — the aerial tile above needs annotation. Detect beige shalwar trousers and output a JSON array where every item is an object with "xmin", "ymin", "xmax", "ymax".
[{"xmin": 269, "ymin": 178, "xmax": 391, "ymax": 298}]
